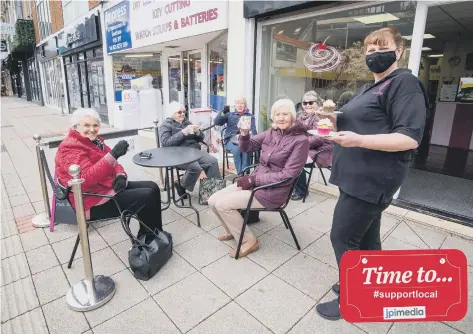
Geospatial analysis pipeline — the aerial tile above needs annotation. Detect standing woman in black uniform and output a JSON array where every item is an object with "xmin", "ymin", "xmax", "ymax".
[{"xmin": 316, "ymin": 27, "xmax": 428, "ymax": 320}]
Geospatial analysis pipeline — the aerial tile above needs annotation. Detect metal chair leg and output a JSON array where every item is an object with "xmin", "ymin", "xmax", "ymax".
[
  {"xmin": 176, "ymin": 169, "xmax": 185, "ymax": 206},
  {"xmin": 279, "ymin": 211, "xmax": 289, "ymax": 229},
  {"xmin": 235, "ymin": 210, "xmax": 251, "ymax": 260},
  {"xmin": 67, "ymin": 234, "xmax": 81, "ymax": 269},
  {"xmin": 222, "ymin": 149, "xmax": 226, "ymax": 177},
  {"xmin": 303, "ymin": 166, "xmax": 314, "ymax": 203},
  {"xmin": 281, "ymin": 210, "xmax": 301, "ymax": 250},
  {"xmin": 319, "ymin": 167, "xmax": 328, "ymax": 186}
]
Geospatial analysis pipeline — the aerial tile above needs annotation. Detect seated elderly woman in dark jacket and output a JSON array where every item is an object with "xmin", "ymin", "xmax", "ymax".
[
  {"xmin": 292, "ymin": 91, "xmax": 333, "ymax": 200},
  {"xmin": 159, "ymin": 101, "xmax": 221, "ymax": 197},
  {"xmin": 208, "ymin": 98, "xmax": 309, "ymax": 258},
  {"xmin": 55, "ymin": 108, "xmax": 162, "ymax": 236}
]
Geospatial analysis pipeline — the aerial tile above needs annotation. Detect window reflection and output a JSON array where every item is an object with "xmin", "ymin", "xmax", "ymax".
[{"xmin": 208, "ymin": 32, "xmax": 227, "ymax": 111}]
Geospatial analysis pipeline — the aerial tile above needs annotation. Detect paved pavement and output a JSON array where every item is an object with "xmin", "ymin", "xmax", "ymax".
[{"xmin": 1, "ymin": 98, "xmax": 472, "ymax": 334}]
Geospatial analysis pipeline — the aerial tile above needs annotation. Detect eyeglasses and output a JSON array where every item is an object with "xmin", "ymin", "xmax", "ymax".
[
  {"xmin": 302, "ymin": 101, "xmax": 316, "ymax": 106},
  {"xmin": 79, "ymin": 123, "xmax": 100, "ymax": 129},
  {"xmin": 176, "ymin": 110, "xmax": 185, "ymax": 115}
]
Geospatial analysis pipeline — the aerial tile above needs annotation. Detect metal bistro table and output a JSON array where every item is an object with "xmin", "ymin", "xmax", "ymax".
[{"xmin": 133, "ymin": 147, "xmax": 205, "ymax": 227}]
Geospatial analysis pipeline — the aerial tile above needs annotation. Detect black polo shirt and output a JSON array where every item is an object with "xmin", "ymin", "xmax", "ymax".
[{"xmin": 329, "ymin": 68, "xmax": 427, "ymax": 204}]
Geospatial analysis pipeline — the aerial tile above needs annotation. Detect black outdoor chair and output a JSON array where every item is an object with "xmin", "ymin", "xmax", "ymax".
[
  {"xmin": 221, "ymin": 126, "xmax": 234, "ymax": 178},
  {"xmin": 221, "ymin": 126, "xmax": 261, "ymax": 178},
  {"xmin": 40, "ymin": 149, "xmax": 124, "ymax": 269},
  {"xmin": 232, "ymin": 164, "xmax": 301, "ymax": 260},
  {"xmin": 301, "ymin": 147, "xmax": 332, "ymax": 203}
]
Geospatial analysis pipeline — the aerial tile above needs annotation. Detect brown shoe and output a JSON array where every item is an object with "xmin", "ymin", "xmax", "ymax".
[
  {"xmin": 230, "ymin": 240, "xmax": 260, "ymax": 258},
  {"xmin": 218, "ymin": 233, "xmax": 234, "ymax": 241}
]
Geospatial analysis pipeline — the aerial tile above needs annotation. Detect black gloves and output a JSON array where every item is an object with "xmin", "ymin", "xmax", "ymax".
[
  {"xmin": 110, "ymin": 140, "xmax": 129, "ymax": 159},
  {"xmin": 223, "ymin": 105, "xmax": 230, "ymax": 114},
  {"xmin": 113, "ymin": 174, "xmax": 127, "ymax": 192}
]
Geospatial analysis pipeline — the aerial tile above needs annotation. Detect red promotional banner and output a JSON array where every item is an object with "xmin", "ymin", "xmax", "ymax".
[{"xmin": 340, "ymin": 249, "xmax": 468, "ymax": 322}]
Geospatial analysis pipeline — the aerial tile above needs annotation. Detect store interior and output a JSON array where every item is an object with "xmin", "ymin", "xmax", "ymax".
[
  {"xmin": 111, "ymin": 30, "xmax": 227, "ymax": 119},
  {"xmin": 396, "ymin": 1, "xmax": 473, "ymax": 222}
]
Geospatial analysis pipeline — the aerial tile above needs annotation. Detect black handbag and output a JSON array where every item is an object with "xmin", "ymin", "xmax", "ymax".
[
  {"xmin": 120, "ymin": 210, "xmax": 173, "ymax": 281},
  {"xmin": 239, "ymin": 210, "xmax": 260, "ymax": 224}
]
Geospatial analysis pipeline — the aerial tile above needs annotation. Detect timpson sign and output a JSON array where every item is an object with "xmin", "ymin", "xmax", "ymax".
[{"xmin": 105, "ymin": 0, "xmax": 228, "ymax": 54}]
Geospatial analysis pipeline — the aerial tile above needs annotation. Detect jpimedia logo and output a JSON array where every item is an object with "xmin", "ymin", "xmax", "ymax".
[{"xmin": 384, "ymin": 306, "xmax": 426, "ymax": 320}]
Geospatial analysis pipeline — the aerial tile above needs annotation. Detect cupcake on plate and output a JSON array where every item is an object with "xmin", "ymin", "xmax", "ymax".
[
  {"xmin": 322, "ymin": 100, "xmax": 336, "ymax": 114},
  {"xmin": 317, "ymin": 119, "xmax": 334, "ymax": 136}
]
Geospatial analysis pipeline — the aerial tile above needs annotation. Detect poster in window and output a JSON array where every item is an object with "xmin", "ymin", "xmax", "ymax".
[
  {"xmin": 275, "ymin": 41, "xmax": 297, "ymax": 63},
  {"xmin": 455, "ymin": 77, "xmax": 473, "ymax": 103},
  {"xmin": 464, "ymin": 53, "xmax": 473, "ymax": 71}
]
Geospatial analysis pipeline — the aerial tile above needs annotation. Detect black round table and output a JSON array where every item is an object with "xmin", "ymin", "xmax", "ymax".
[
  {"xmin": 132, "ymin": 147, "xmax": 205, "ymax": 168},
  {"xmin": 132, "ymin": 147, "xmax": 206, "ymax": 227}
]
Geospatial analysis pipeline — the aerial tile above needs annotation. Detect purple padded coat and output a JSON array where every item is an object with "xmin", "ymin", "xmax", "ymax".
[{"xmin": 238, "ymin": 123, "xmax": 309, "ymax": 209}]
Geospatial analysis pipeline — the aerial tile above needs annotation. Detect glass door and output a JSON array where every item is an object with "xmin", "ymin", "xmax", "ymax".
[
  {"xmin": 188, "ymin": 51, "xmax": 202, "ymax": 109},
  {"xmin": 168, "ymin": 53, "xmax": 183, "ymax": 105},
  {"xmin": 88, "ymin": 60, "xmax": 108, "ymax": 123}
]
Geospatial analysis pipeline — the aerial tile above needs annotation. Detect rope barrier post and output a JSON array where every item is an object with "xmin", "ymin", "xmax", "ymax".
[
  {"xmin": 66, "ymin": 164, "xmax": 116, "ymax": 311},
  {"xmin": 32, "ymin": 134, "xmax": 51, "ymax": 228},
  {"xmin": 153, "ymin": 120, "xmax": 164, "ymax": 188}
]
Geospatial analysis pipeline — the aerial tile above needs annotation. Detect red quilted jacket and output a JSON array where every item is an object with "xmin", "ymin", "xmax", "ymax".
[{"xmin": 55, "ymin": 129, "xmax": 126, "ymax": 211}]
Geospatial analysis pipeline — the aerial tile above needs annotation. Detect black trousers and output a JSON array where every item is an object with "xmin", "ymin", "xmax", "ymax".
[
  {"xmin": 330, "ymin": 189, "xmax": 391, "ymax": 268},
  {"xmin": 90, "ymin": 181, "xmax": 163, "ymax": 235}
]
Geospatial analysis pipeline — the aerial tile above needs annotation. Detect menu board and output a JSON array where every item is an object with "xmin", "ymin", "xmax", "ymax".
[{"xmin": 439, "ymin": 85, "xmax": 458, "ymax": 102}]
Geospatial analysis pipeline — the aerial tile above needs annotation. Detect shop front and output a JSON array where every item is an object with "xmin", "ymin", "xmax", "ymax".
[
  {"xmin": 103, "ymin": 0, "xmax": 229, "ymax": 125},
  {"xmin": 248, "ymin": 0, "xmax": 473, "ymax": 224},
  {"xmin": 38, "ymin": 37, "xmax": 64, "ymax": 110},
  {"xmin": 58, "ymin": 12, "xmax": 108, "ymax": 122}
]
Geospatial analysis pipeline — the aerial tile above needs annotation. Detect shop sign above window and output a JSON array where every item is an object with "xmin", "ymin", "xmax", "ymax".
[
  {"xmin": 57, "ymin": 14, "xmax": 99, "ymax": 54},
  {"xmin": 104, "ymin": 0, "xmax": 228, "ymax": 54}
]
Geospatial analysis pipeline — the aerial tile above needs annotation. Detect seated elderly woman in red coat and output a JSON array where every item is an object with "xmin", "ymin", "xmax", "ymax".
[
  {"xmin": 208, "ymin": 98, "xmax": 309, "ymax": 258},
  {"xmin": 55, "ymin": 108, "xmax": 162, "ymax": 236}
]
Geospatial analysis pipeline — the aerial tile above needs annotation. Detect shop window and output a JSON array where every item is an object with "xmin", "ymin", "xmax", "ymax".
[
  {"xmin": 208, "ymin": 32, "xmax": 227, "ymax": 111},
  {"xmin": 112, "ymin": 54, "xmax": 163, "ymax": 102},
  {"xmin": 257, "ymin": 1, "xmax": 416, "ymax": 131}
]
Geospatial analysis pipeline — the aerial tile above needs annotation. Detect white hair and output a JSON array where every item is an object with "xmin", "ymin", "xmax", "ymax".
[
  {"xmin": 71, "ymin": 108, "xmax": 101, "ymax": 127},
  {"xmin": 302, "ymin": 90, "xmax": 324, "ymax": 106},
  {"xmin": 270, "ymin": 98, "xmax": 296, "ymax": 123},
  {"xmin": 165, "ymin": 101, "xmax": 184, "ymax": 119},
  {"xmin": 235, "ymin": 96, "xmax": 247, "ymax": 107}
]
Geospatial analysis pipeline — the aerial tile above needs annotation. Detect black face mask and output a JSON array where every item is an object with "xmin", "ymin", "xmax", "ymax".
[{"xmin": 365, "ymin": 51, "xmax": 397, "ymax": 73}]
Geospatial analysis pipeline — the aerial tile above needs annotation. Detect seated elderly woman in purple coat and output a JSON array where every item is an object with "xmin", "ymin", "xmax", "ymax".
[
  {"xmin": 208, "ymin": 98, "xmax": 309, "ymax": 258},
  {"xmin": 292, "ymin": 90, "xmax": 334, "ymax": 201}
]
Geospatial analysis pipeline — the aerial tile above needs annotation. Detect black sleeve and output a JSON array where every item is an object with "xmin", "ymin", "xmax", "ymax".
[{"xmin": 387, "ymin": 76, "xmax": 427, "ymax": 144}]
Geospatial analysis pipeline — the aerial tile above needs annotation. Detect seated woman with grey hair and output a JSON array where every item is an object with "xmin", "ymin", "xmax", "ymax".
[
  {"xmin": 55, "ymin": 108, "xmax": 163, "ymax": 236},
  {"xmin": 159, "ymin": 101, "xmax": 221, "ymax": 197},
  {"xmin": 292, "ymin": 90, "xmax": 333, "ymax": 200},
  {"xmin": 214, "ymin": 97, "xmax": 257, "ymax": 174},
  {"xmin": 208, "ymin": 98, "xmax": 309, "ymax": 258}
]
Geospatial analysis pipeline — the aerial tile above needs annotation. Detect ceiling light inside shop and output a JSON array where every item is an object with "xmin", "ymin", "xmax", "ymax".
[
  {"xmin": 407, "ymin": 47, "xmax": 432, "ymax": 51},
  {"xmin": 277, "ymin": 30, "xmax": 284, "ymax": 34},
  {"xmin": 293, "ymin": 28, "xmax": 301, "ymax": 34},
  {"xmin": 353, "ymin": 13, "xmax": 399, "ymax": 24},
  {"xmin": 124, "ymin": 54, "xmax": 153, "ymax": 57},
  {"xmin": 402, "ymin": 33, "xmax": 435, "ymax": 40},
  {"xmin": 428, "ymin": 54, "xmax": 443, "ymax": 58}
]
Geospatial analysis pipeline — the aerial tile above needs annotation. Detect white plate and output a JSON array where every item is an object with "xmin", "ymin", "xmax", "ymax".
[
  {"xmin": 307, "ymin": 130, "xmax": 339, "ymax": 137},
  {"xmin": 317, "ymin": 111, "xmax": 343, "ymax": 116}
]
